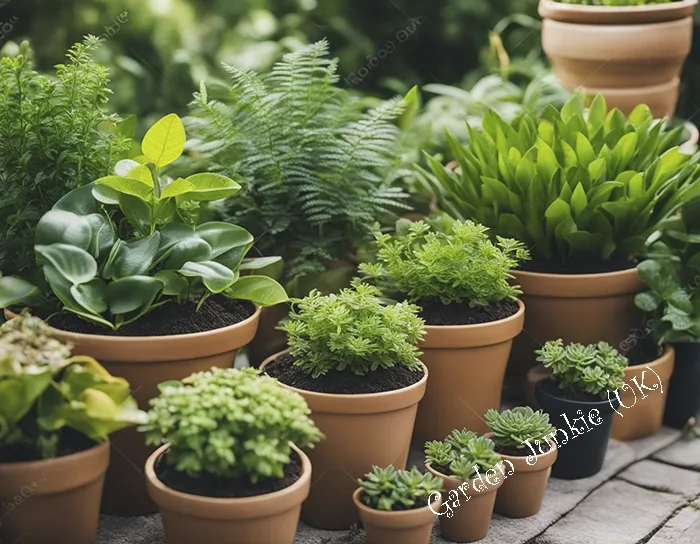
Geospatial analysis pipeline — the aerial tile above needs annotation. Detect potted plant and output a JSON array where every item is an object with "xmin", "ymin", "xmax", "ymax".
[
  {"xmin": 0, "ymin": 312, "xmax": 146, "ymax": 544},
  {"xmin": 484, "ymin": 407, "xmax": 557, "ymax": 518},
  {"xmin": 261, "ymin": 280, "xmax": 428, "ymax": 529},
  {"xmin": 539, "ymin": 0, "xmax": 697, "ymax": 118},
  {"xmin": 0, "ymin": 113, "xmax": 288, "ymax": 515},
  {"xmin": 141, "ymin": 367, "xmax": 322, "ymax": 544},
  {"xmin": 534, "ymin": 339, "xmax": 627, "ymax": 479},
  {"xmin": 424, "ymin": 429, "xmax": 505, "ymax": 543},
  {"xmin": 424, "ymin": 93, "xmax": 700, "ymax": 383},
  {"xmin": 352, "ymin": 465, "xmax": 443, "ymax": 544},
  {"xmin": 360, "ymin": 219, "xmax": 528, "ymax": 441}
]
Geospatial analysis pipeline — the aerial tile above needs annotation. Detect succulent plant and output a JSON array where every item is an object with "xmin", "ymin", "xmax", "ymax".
[
  {"xmin": 485, "ymin": 407, "xmax": 556, "ymax": 450},
  {"xmin": 425, "ymin": 429, "xmax": 502, "ymax": 481},
  {"xmin": 358, "ymin": 465, "xmax": 443, "ymax": 511}
]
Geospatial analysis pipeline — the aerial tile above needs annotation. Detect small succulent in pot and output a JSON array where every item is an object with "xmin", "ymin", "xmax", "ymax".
[
  {"xmin": 357, "ymin": 465, "xmax": 443, "ymax": 512},
  {"xmin": 425, "ymin": 429, "xmax": 503, "ymax": 482},
  {"xmin": 484, "ymin": 407, "xmax": 556, "ymax": 456}
]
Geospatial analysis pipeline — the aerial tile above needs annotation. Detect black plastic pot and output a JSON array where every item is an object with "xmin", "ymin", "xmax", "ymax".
[
  {"xmin": 664, "ymin": 342, "xmax": 700, "ymax": 429},
  {"xmin": 535, "ymin": 380, "xmax": 619, "ymax": 480}
]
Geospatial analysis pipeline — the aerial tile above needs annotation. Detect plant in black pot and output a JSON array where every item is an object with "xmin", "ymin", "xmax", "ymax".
[{"xmin": 534, "ymin": 339, "xmax": 627, "ymax": 479}]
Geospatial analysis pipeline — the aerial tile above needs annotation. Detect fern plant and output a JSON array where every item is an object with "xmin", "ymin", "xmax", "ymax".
[
  {"xmin": 358, "ymin": 465, "xmax": 443, "ymax": 511},
  {"xmin": 0, "ymin": 36, "xmax": 131, "ymax": 280},
  {"xmin": 187, "ymin": 40, "xmax": 409, "ymax": 293}
]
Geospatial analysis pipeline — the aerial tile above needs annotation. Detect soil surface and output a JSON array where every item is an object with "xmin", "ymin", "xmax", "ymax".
[
  {"xmin": 539, "ymin": 379, "xmax": 607, "ymax": 403},
  {"xmin": 156, "ymin": 449, "xmax": 303, "ymax": 498},
  {"xmin": 496, "ymin": 442, "xmax": 552, "ymax": 457},
  {"xmin": 264, "ymin": 353, "xmax": 424, "ymax": 394},
  {"xmin": 418, "ymin": 299, "xmax": 519, "ymax": 326},
  {"xmin": 518, "ymin": 259, "xmax": 636, "ymax": 275},
  {"xmin": 360, "ymin": 494, "xmax": 432, "ymax": 511},
  {"xmin": 44, "ymin": 296, "xmax": 255, "ymax": 337},
  {"xmin": 0, "ymin": 428, "xmax": 97, "ymax": 463}
]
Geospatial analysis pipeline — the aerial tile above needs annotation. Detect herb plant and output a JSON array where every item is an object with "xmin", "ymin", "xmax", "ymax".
[
  {"xmin": 0, "ymin": 312, "xmax": 146, "ymax": 460},
  {"xmin": 423, "ymin": 93, "xmax": 700, "ymax": 267},
  {"xmin": 484, "ymin": 407, "xmax": 556, "ymax": 451},
  {"xmin": 536, "ymin": 339, "xmax": 628, "ymax": 398},
  {"xmin": 360, "ymin": 219, "xmax": 530, "ymax": 306},
  {"xmin": 357, "ymin": 465, "xmax": 443, "ymax": 511},
  {"xmin": 425, "ymin": 429, "xmax": 502, "ymax": 481},
  {"xmin": 140, "ymin": 367, "xmax": 322, "ymax": 482},
  {"xmin": 0, "ymin": 114, "xmax": 288, "ymax": 329},
  {"xmin": 0, "ymin": 36, "xmax": 131, "ymax": 280},
  {"xmin": 280, "ymin": 280, "xmax": 425, "ymax": 378}
]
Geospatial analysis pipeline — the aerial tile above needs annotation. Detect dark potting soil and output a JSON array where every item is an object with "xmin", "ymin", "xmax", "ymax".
[
  {"xmin": 624, "ymin": 336, "xmax": 663, "ymax": 367},
  {"xmin": 540, "ymin": 379, "xmax": 605, "ymax": 403},
  {"xmin": 495, "ymin": 442, "xmax": 552, "ymax": 457},
  {"xmin": 518, "ymin": 259, "xmax": 636, "ymax": 275},
  {"xmin": 0, "ymin": 428, "xmax": 96, "ymax": 463},
  {"xmin": 417, "ymin": 299, "xmax": 519, "ymax": 326},
  {"xmin": 155, "ymin": 449, "xmax": 302, "ymax": 498},
  {"xmin": 264, "ymin": 353, "xmax": 425, "ymax": 394},
  {"xmin": 44, "ymin": 296, "xmax": 255, "ymax": 337}
]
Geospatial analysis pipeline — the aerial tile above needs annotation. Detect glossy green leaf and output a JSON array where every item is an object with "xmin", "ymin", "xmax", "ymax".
[
  {"xmin": 161, "ymin": 178, "xmax": 196, "ymax": 199},
  {"xmin": 153, "ymin": 270, "xmax": 188, "ymax": 296},
  {"xmin": 225, "ymin": 275, "xmax": 288, "ymax": 306},
  {"xmin": 195, "ymin": 222, "xmax": 254, "ymax": 261},
  {"xmin": 635, "ymin": 291, "xmax": 661, "ymax": 312},
  {"xmin": 95, "ymin": 175, "xmax": 153, "ymax": 201},
  {"xmin": 102, "ymin": 233, "xmax": 161, "ymax": 280},
  {"xmin": 36, "ymin": 244, "xmax": 97, "ymax": 285},
  {"xmin": 182, "ymin": 173, "xmax": 241, "ymax": 202},
  {"xmin": 70, "ymin": 278, "xmax": 108, "ymax": 315},
  {"xmin": 0, "ymin": 276, "xmax": 42, "ymax": 308},
  {"xmin": 180, "ymin": 261, "xmax": 237, "ymax": 293},
  {"xmin": 35, "ymin": 210, "xmax": 92, "ymax": 249},
  {"xmin": 141, "ymin": 113, "xmax": 186, "ymax": 167},
  {"xmin": 164, "ymin": 237, "xmax": 212, "ymax": 270},
  {"xmin": 106, "ymin": 276, "xmax": 163, "ymax": 316},
  {"xmin": 239, "ymin": 257, "xmax": 284, "ymax": 280}
]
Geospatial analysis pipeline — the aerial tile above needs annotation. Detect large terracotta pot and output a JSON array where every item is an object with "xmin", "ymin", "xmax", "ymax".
[
  {"xmin": 539, "ymin": 0, "xmax": 697, "ymax": 118},
  {"xmin": 146, "ymin": 443, "xmax": 310, "ymax": 544},
  {"xmin": 261, "ymin": 351, "xmax": 428, "ymax": 530},
  {"xmin": 4, "ymin": 307, "xmax": 261, "ymax": 515},
  {"xmin": 352, "ymin": 488, "xmax": 440, "ymax": 544},
  {"xmin": 0, "ymin": 441, "xmax": 109, "ymax": 544},
  {"xmin": 412, "ymin": 300, "xmax": 525, "ymax": 444},
  {"xmin": 425, "ymin": 463, "xmax": 503, "ymax": 543},
  {"xmin": 611, "ymin": 345, "xmax": 675, "ymax": 441},
  {"xmin": 509, "ymin": 269, "xmax": 643, "ymax": 385}
]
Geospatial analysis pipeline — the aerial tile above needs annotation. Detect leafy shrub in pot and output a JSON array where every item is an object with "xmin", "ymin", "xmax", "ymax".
[
  {"xmin": 141, "ymin": 367, "xmax": 322, "ymax": 544},
  {"xmin": 361, "ymin": 219, "xmax": 528, "ymax": 439},
  {"xmin": 0, "ymin": 312, "xmax": 146, "ymax": 544},
  {"xmin": 262, "ymin": 280, "xmax": 428, "ymax": 529}
]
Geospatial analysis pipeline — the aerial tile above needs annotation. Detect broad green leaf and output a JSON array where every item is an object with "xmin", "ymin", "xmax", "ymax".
[
  {"xmin": 85, "ymin": 213, "xmax": 117, "ymax": 259},
  {"xmin": 153, "ymin": 270, "xmax": 188, "ymax": 296},
  {"xmin": 0, "ymin": 277, "xmax": 42, "ymax": 308},
  {"xmin": 141, "ymin": 113, "xmax": 186, "ymax": 167},
  {"xmin": 35, "ymin": 210, "xmax": 92, "ymax": 249},
  {"xmin": 545, "ymin": 198, "xmax": 572, "ymax": 239},
  {"xmin": 587, "ymin": 94, "xmax": 607, "ymax": 128},
  {"xmin": 225, "ymin": 276, "xmax": 288, "ymax": 306},
  {"xmin": 36, "ymin": 244, "xmax": 97, "ymax": 285},
  {"xmin": 611, "ymin": 132, "xmax": 638, "ymax": 171},
  {"xmin": 92, "ymin": 184, "xmax": 120, "ymax": 205},
  {"xmin": 561, "ymin": 94, "xmax": 585, "ymax": 122},
  {"xmin": 119, "ymin": 194, "xmax": 152, "ymax": 234},
  {"xmin": 637, "ymin": 260, "xmax": 663, "ymax": 288},
  {"xmin": 588, "ymin": 158, "xmax": 606, "ymax": 181},
  {"xmin": 70, "ymin": 279, "xmax": 108, "ymax": 315},
  {"xmin": 182, "ymin": 173, "xmax": 242, "ymax": 201},
  {"xmin": 180, "ymin": 261, "xmax": 237, "ymax": 293},
  {"xmin": 571, "ymin": 183, "xmax": 588, "ymax": 217},
  {"xmin": 669, "ymin": 289, "xmax": 693, "ymax": 313},
  {"xmin": 95, "ymin": 175, "xmax": 153, "ymax": 201},
  {"xmin": 635, "ymin": 291, "xmax": 661, "ymax": 312},
  {"xmin": 107, "ymin": 276, "xmax": 164, "ymax": 316},
  {"xmin": 53, "ymin": 184, "xmax": 102, "ymax": 215},
  {"xmin": 114, "ymin": 159, "xmax": 141, "ymax": 177},
  {"xmin": 164, "ymin": 237, "xmax": 212, "ymax": 269},
  {"xmin": 575, "ymin": 133, "xmax": 595, "ymax": 167},
  {"xmin": 125, "ymin": 165, "xmax": 155, "ymax": 187},
  {"xmin": 157, "ymin": 223, "xmax": 197, "ymax": 257},
  {"xmin": 161, "ymin": 177, "xmax": 196, "ymax": 199},
  {"xmin": 239, "ymin": 257, "xmax": 284, "ymax": 280},
  {"xmin": 102, "ymin": 233, "xmax": 161, "ymax": 280},
  {"xmin": 195, "ymin": 222, "xmax": 254, "ymax": 260},
  {"xmin": 628, "ymin": 104, "xmax": 652, "ymax": 125}
]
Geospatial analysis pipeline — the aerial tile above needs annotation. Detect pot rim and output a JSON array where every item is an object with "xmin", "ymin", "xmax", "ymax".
[
  {"xmin": 422, "ymin": 298, "xmax": 525, "ymax": 334},
  {"xmin": 0, "ymin": 439, "xmax": 108, "ymax": 471},
  {"xmin": 539, "ymin": 0, "xmax": 697, "ymax": 23},
  {"xmin": 511, "ymin": 266, "xmax": 642, "ymax": 298},
  {"xmin": 535, "ymin": 378, "xmax": 620, "ymax": 410},
  {"xmin": 483, "ymin": 432, "xmax": 558, "ymax": 472},
  {"xmin": 425, "ymin": 462, "xmax": 505, "ymax": 496},
  {"xmin": 352, "ymin": 488, "xmax": 441, "ymax": 518}
]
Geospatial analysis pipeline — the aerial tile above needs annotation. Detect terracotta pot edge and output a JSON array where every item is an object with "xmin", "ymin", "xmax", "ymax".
[
  {"xmin": 352, "ymin": 488, "xmax": 441, "ymax": 521},
  {"xmin": 539, "ymin": 0, "xmax": 697, "ymax": 23},
  {"xmin": 512, "ymin": 267, "xmax": 642, "ymax": 298}
]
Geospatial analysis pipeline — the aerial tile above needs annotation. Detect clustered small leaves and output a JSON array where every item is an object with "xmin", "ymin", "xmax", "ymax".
[
  {"xmin": 140, "ymin": 367, "xmax": 322, "ymax": 482},
  {"xmin": 358, "ymin": 465, "xmax": 443, "ymax": 511},
  {"xmin": 360, "ymin": 219, "xmax": 529, "ymax": 306},
  {"xmin": 281, "ymin": 280, "xmax": 425, "ymax": 378},
  {"xmin": 425, "ymin": 429, "xmax": 502, "ymax": 482},
  {"xmin": 485, "ymin": 407, "xmax": 556, "ymax": 450},
  {"xmin": 536, "ymin": 339, "xmax": 628, "ymax": 398}
]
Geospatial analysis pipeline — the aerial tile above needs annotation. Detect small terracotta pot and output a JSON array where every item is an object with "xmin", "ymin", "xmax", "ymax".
[
  {"xmin": 484, "ymin": 433, "xmax": 557, "ymax": 519},
  {"xmin": 412, "ymin": 300, "xmax": 525, "ymax": 444},
  {"xmin": 246, "ymin": 302, "xmax": 290, "ymax": 367},
  {"xmin": 508, "ymin": 269, "xmax": 643, "ymax": 386},
  {"xmin": 425, "ymin": 463, "xmax": 503, "ymax": 543},
  {"xmin": 261, "ymin": 351, "xmax": 428, "ymax": 530},
  {"xmin": 0, "ymin": 441, "xmax": 109, "ymax": 544},
  {"xmin": 145, "ymin": 443, "xmax": 310, "ymax": 544},
  {"xmin": 352, "ymin": 488, "xmax": 440, "ymax": 544},
  {"xmin": 5, "ymin": 307, "xmax": 261, "ymax": 515},
  {"xmin": 611, "ymin": 345, "xmax": 675, "ymax": 441}
]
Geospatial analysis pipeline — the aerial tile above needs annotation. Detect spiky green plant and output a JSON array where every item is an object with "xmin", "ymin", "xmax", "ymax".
[
  {"xmin": 358, "ymin": 465, "xmax": 443, "ymax": 511},
  {"xmin": 484, "ymin": 407, "xmax": 556, "ymax": 451}
]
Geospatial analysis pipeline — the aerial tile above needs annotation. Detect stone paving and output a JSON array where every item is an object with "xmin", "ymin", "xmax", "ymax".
[{"xmin": 97, "ymin": 427, "xmax": 700, "ymax": 544}]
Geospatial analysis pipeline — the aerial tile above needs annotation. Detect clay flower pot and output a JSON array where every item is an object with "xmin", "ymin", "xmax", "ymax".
[
  {"xmin": 145, "ymin": 443, "xmax": 310, "ymax": 544},
  {"xmin": 664, "ymin": 342, "xmax": 700, "ymax": 429},
  {"xmin": 611, "ymin": 345, "xmax": 675, "ymax": 441},
  {"xmin": 412, "ymin": 300, "xmax": 524, "ymax": 444},
  {"xmin": 261, "ymin": 351, "xmax": 428, "ymax": 530},
  {"xmin": 425, "ymin": 463, "xmax": 503, "ymax": 543},
  {"xmin": 352, "ymin": 488, "xmax": 440, "ymax": 544},
  {"xmin": 484, "ymin": 433, "xmax": 557, "ymax": 519},
  {"xmin": 539, "ymin": 0, "xmax": 697, "ymax": 118},
  {"xmin": 0, "ymin": 441, "xmax": 109, "ymax": 544},
  {"xmin": 509, "ymin": 269, "xmax": 643, "ymax": 384},
  {"xmin": 5, "ymin": 307, "xmax": 261, "ymax": 515}
]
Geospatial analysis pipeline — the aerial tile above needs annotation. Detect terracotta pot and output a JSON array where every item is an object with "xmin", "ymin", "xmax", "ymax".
[
  {"xmin": 539, "ymin": 0, "xmax": 696, "ymax": 118},
  {"xmin": 425, "ymin": 463, "xmax": 503, "ymax": 543},
  {"xmin": 580, "ymin": 79, "xmax": 679, "ymax": 119},
  {"xmin": 611, "ymin": 345, "xmax": 675, "ymax": 441},
  {"xmin": 0, "ymin": 441, "xmax": 109, "ymax": 544},
  {"xmin": 352, "ymin": 488, "xmax": 440, "ymax": 544},
  {"xmin": 261, "ymin": 351, "xmax": 428, "ymax": 530},
  {"xmin": 246, "ymin": 303, "xmax": 289, "ymax": 367},
  {"xmin": 5, "ymin": 307, "xmax": 261, "ymax": 515},
  {"xmin": 145, "ymin": 443, "xmax": 310, "ymax": 544},
  {"xmin": 508, "ymin": 269, "xmax": 643, "ymax": 386},
  {"xmin": 484, "ymin": 433, "xmax": 557, "ymax": 519},
  {"xmin": 412, "ymin": 300, "xmax": 525, "ymax": 444}
]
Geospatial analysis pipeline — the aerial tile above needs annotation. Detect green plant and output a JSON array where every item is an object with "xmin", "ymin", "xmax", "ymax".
[
  {"xmin": 423, "ymin": 93, "xmax": 700, "ymax": 267},
  {"xmin": 0, "ymin": 311, "xmax": 146, "ymax": 460},
  {"xmin": 484, "ymin": 406, "xmax": 556, "ymax": 450},
  {"xmin": 0, "ymin": 113, "xmax": 288, "ymax": 329},
  {"xmin": 140, "ymin": 367, "xmax": 322, "ymax": 482},
  {"xmin": 358, "ymin": 465, "xmax": 443, "ymax": 511},
  {"xmin": 0, "ymin": 36, "xmax": 131, "ymax": 280},
  {"xmin": 360, "ymin": 219, "xmax": 530, "ymax": 306},
  {"xmin": 280, "ymin": 279, "xmax": 425, "ymax": 378},
  {"xmin": 425, "ymin": 429, "xmax": 502, "ymax": 481},
  {"xmin": 536, "ymin": 339, "xmax": 628, "ymax": 398},
  {"xmin": 188, "ymin": 40, "xmax": 410, "ymax": 292}
]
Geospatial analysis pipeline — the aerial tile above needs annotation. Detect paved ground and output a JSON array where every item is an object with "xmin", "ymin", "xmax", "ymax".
[{"xmin": 97, "ymin": 427, "xmax": 700, "ymax": 544}]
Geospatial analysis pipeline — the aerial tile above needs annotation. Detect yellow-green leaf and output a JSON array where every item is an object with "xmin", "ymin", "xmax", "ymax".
[{"xmin": 141, "ymin": 113, "xmax": 186, "ymax": 167}]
